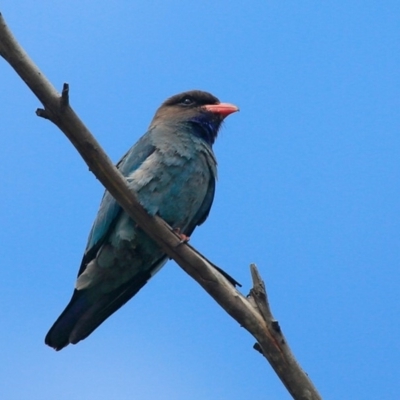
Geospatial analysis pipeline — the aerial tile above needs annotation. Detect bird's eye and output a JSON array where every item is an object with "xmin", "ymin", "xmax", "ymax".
[{"xmin": 180, "ymin": 96, "xmax": 194, "ymax": 106}]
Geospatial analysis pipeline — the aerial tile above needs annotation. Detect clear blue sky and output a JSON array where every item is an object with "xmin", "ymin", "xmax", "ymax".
[{"xmin": 1, "ymin": 2, "xmax": 399, "ymax": 399}]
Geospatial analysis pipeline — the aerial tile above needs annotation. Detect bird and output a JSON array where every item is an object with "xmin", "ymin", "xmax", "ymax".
[{"xmin": 45, "ymin": 90, "xmax": 238, "ymax": 350}]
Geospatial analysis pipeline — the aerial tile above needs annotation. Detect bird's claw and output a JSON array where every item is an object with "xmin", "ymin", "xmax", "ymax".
[{"xmin": 173, "ymin": 228, "xmax": 190, "ymax": 243}]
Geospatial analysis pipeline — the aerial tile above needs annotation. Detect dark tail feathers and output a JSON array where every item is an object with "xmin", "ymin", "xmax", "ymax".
[{"xmin": 45, "ymin": 270, "xmax": 152, "ymax": 351}]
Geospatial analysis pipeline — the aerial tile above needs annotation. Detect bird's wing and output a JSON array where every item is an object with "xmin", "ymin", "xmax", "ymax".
[
  {"xmin": 186, "ymin": 173, "xmax": 216, "ymax": 236},
  {"xmin": 79, "ymin": 131, "xmax": 156, "ymax": 275}
]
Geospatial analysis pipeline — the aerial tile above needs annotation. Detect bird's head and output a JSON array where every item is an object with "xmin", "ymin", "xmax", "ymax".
[{"xmin": 150, "ymin": 90, "xmax": 239, "ymax": 146}]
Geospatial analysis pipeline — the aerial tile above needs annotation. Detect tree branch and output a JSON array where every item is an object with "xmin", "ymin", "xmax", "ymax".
[{"xmin": 0, "ymin": 12, "xmax": 322, "ymax": 400}]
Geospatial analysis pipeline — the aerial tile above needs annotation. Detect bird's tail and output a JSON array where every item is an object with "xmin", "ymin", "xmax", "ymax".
[{"xmin": 45, "ymin": 269, "xmax": 153, "ymax": 351}]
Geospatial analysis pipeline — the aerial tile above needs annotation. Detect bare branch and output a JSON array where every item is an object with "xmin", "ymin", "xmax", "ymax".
[
  {"xmin": 248, "ymin": 264, "xmax": 320, "ymax": 399},
  {"xmin": 0, "ymin": 12, "xmax": 322, "ymax": 400}
]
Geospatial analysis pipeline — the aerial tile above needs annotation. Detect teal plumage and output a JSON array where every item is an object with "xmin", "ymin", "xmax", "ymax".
[{"xmin": 45, "ymin": 90, "xmax": 238, "ymax": 350}]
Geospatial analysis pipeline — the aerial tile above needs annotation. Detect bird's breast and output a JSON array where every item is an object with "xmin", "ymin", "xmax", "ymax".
[{"xmin": 128, "ymin": 143, "xmax": 215, "ymax": 230}]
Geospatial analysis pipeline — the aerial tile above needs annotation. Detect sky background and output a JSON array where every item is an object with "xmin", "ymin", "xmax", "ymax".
[{"xmin": 0, "ymin": 2, "xmax": 399, "ymax": 399}]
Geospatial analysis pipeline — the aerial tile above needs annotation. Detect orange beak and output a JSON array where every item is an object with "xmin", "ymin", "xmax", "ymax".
[{"xmin": 203, "ymin": 103, "xmax": 239, "ymax": 118}]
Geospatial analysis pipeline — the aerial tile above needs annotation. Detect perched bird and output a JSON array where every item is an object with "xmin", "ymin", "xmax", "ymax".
[{"xmin": 45, "ymin": 90, "xmax": 238, "ymax": 350}]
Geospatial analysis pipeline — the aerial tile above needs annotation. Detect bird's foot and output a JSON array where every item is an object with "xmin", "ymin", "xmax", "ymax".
[{"xmin": 173, "ymin": 228, "xmax": 190, "ymax": 243}]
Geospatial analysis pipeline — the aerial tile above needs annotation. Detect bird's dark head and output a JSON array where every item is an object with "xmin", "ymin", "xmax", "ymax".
[{"xmin": 150, "ymin": 90, "xmax": 238, "ymax": 146}]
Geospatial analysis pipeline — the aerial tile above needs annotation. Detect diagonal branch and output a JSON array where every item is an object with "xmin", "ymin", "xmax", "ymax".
[{"xmin": 0, "ymin": 12, "xmax": 321, "ymax": 400}]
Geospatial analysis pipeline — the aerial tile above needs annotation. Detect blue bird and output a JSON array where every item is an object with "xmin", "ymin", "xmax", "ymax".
[{"xmin": 45, "ymin": 90, "xmax": 238, "ymax": 350}]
